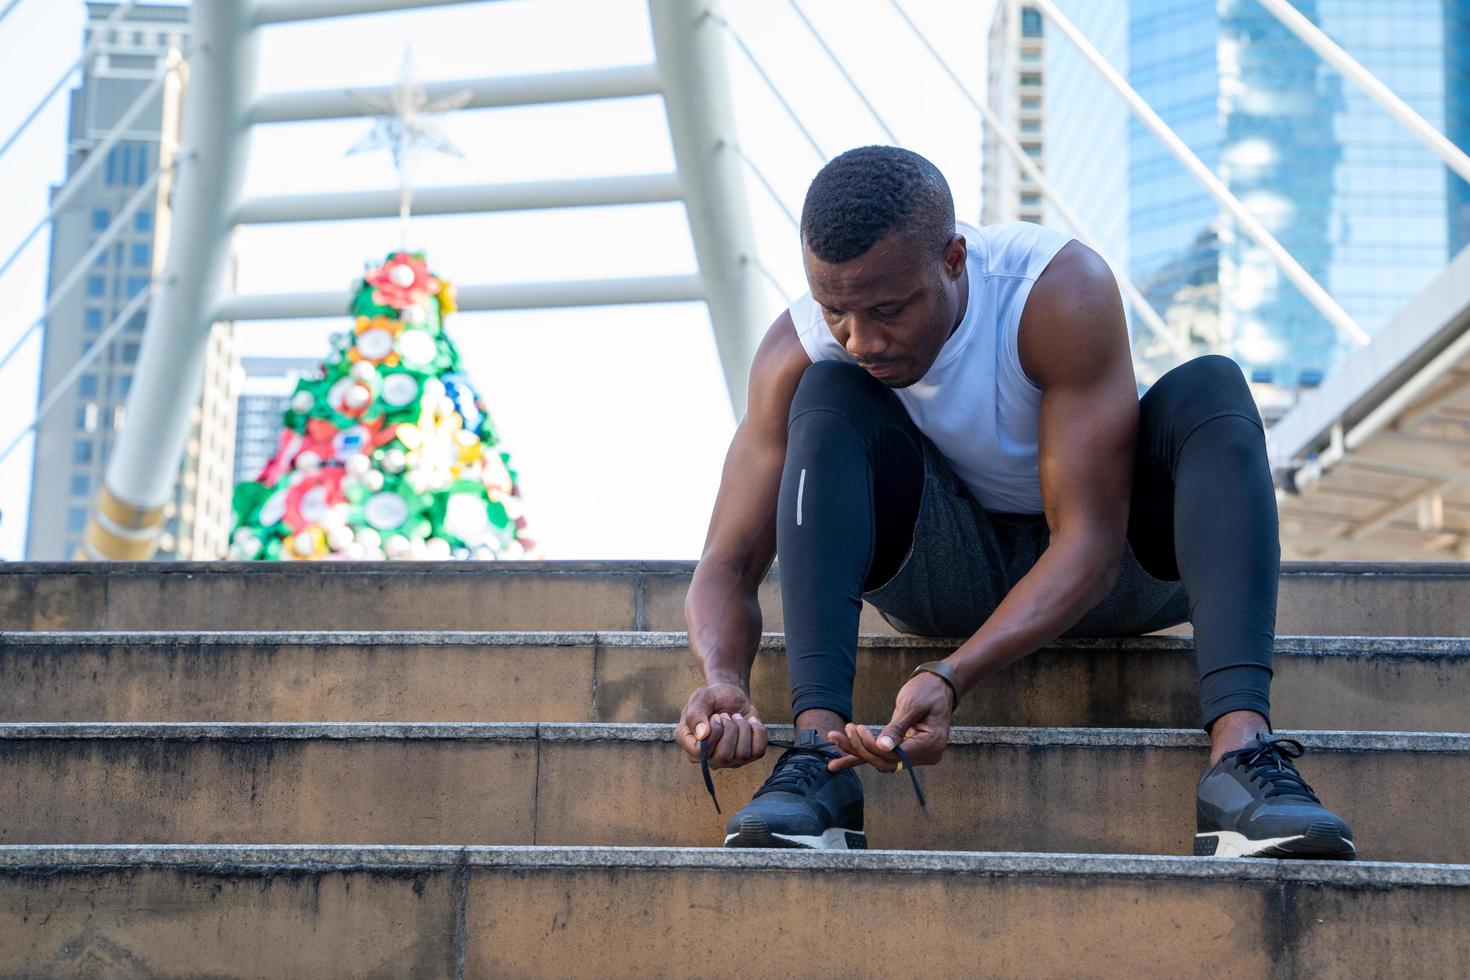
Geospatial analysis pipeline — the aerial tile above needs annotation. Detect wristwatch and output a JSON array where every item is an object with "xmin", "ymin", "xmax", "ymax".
[{"xmin": 911, "ymin": 660, "xmax": 960, "ymax": 711}]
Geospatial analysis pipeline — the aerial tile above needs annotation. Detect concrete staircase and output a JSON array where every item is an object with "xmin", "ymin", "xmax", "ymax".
[{"xmin": 1, "ymin": 560, "xmax": 1467, "ymax": 977}]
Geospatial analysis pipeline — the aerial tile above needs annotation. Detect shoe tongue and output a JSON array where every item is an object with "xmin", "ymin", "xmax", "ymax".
[{"xmin": 794, "ymin": 728, "xmax": 836, "ymax": 751}]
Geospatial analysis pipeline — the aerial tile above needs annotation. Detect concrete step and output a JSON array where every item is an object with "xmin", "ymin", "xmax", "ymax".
[
  {"xmin": 3, "ymin": 630, "xmax": 1465, "ymax": 732},
  {"xmin": 1, "ymin": 723, "xmax": 1464, "ymax": 863},
  {"xmin": 3, "ymin": 559, "xmax": 1467, "ymax": 635},
  {"xmin": 1, "ymin": 845, "xmax": 1466, "ymax": 977}
]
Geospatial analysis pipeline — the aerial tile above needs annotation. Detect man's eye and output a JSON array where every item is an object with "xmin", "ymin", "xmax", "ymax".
[{"xmin": 874, "ymin": 307, "xmax": 902, "ymax": 317}]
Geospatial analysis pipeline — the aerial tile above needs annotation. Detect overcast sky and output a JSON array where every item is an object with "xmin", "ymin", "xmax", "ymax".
[{"xmin": 0, "ymin": 0, "xmax": 995, "ymax": 560}]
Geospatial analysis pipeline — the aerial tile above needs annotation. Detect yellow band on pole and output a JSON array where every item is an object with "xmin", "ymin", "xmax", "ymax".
[
  {"xmin": 84, "ymin": 514, "xmax": 160, "ymax": 560},
  {"xmin": 96, "ymin": 485, "xmax": 167, "ymax": 531}
]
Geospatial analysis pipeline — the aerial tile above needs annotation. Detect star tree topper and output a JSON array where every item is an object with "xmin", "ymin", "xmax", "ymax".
[{"xmin": 347, "ymin": 45, "xmax": 473, "ymax": 250}]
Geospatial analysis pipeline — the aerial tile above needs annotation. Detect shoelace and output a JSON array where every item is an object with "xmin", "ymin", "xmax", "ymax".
[
  {"xmin": 699, "ymin": 735, "xmax": 932, "ymax": 820},
  {"xmin": 1234, "ymin": 735, "xmax": 1321, "ymax": 802}
]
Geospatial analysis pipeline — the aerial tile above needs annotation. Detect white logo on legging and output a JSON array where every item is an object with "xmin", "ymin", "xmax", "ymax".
[{"xmin": 797, "ymin": 468, "xmax": 806, "ymax": 526}]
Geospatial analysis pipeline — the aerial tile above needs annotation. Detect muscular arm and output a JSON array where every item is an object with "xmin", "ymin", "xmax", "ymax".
[
  {"xmin": 946, "ymin": 241, "xmax": 1139, "ymax": 696},
  {"xmin": 676, "ymin": 310, "xmax": 809, "ymax": 764}
]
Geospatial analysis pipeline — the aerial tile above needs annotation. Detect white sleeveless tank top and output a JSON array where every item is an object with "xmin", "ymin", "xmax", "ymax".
[{"xmin": 787, "ymin": 219, "xmax": 1076, "ymax": 514}]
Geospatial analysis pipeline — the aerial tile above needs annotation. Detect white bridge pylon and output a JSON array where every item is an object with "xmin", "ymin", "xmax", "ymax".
[{"xmin": 87, "ymin": 0, "xmax": 764, "ymax": 560}]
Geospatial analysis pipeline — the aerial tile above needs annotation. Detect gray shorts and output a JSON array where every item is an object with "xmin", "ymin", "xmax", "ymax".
[{"xmin": 860, "ymin": 433, "xmax": 1191, "ymax": 638}]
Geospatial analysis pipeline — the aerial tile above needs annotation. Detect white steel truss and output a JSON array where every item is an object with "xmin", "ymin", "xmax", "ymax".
[
  {"xmin": 1031, "ymin": 0, "xmax": 1371, "ymax": 349},
  {"xmin": 27, "ymin": 0, "xmax": 762, "ymax": 559}
]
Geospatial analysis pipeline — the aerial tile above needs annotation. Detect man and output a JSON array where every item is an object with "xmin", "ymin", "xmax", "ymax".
[{"xmin": 676, "ymin": 145, "xmax": 1353, "ymax": 859}]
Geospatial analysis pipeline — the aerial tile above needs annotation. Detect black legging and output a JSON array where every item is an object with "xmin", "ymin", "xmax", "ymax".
[{"xmin": 775, "ymin": 353, "xmax": 1277, "ymax": 731}]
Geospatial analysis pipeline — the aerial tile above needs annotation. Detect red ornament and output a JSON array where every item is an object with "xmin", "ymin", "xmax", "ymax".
[
  {"xmin": 256, "ymin": 430, "xmax": 304, "ymax": 488},
  {"xmin": 366, "ymin": 252, "xmax": 440, "ymax": 310},
  {"xmin": 283, "ymin": 468, "xmax": 347, "ymax": 532}
]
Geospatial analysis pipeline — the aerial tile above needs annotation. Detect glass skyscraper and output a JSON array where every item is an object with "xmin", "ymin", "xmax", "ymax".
[
  {"xmin": 994, "ymin": 0, "xmax": 1469, "ymax": 408},
  {"xmin": 26, "ymin": 3, "xmax": 240, "ymax": 560},
  {"xmin": 1127, "ymin": 0, "xmax": 1468, "ymax": 390}
]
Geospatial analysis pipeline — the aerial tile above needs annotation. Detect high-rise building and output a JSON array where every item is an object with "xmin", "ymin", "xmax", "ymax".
[
  {"xmin": 26, "ymin": 2, "xmax": 241, "ymax": 561},
  {"xmin": 232, "ymin": 357, "xmax": 325, "ymax": 487},
  {"xmin": 984, "ymin": 0, "xmax": 1470, "ymax": 420}
]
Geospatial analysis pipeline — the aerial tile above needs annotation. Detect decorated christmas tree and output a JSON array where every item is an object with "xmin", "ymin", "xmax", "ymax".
[{"xmin": 228, "ymin": 251, "xmax": 538, "ymax": 561}]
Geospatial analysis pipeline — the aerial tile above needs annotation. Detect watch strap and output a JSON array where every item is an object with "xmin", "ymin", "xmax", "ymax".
[{"xmin": 912, "ymin": 660, "xmax": 960, "ymax": 710}]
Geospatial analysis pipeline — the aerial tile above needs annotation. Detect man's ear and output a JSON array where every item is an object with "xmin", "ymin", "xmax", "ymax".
[{"xmin": 945, "ymin": 235, "xmax": 966, "ymax": 278}]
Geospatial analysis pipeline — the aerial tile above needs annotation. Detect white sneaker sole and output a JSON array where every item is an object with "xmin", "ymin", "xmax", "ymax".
[
  {"xmin": 1196, "ymin": 830, "xmax": 1356, "ymax": 859},
  {"xmin": 724, "ymin": 823, "xmax": 866, "ymax": 850}
]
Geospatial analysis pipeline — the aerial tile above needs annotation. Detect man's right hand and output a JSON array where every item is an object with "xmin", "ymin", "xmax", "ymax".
[{"xmin": 676, "ymin": 683, "xmax": 768, "ymax": 769}]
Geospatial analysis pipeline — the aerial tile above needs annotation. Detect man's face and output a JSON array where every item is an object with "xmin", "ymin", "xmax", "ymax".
[{"xmin": 803, "ymin": 230, "xmax": 967, "ymax": 388}]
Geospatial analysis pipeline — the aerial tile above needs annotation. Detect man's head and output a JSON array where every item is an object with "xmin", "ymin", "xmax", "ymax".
[{"xmin": 800, "ymin": 145, "xmax": 966, "ymax": 388}]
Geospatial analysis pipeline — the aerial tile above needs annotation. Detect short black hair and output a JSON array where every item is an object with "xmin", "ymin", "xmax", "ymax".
[{"xmin": 800, "ymin": 145, "xmax": 955, "ymax": 264}]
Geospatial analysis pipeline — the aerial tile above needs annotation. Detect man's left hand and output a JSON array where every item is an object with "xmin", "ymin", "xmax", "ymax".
[{"xmin": 826, "ymin": 671, "xmax": 954, "ymax": 773}]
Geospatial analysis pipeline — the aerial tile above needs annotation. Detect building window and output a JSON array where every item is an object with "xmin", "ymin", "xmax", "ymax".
[
  {"xmin": 1021, "ymin": 50, "xmax": 1041, "ymax": 63},
  {"xmin": 122, "ymin": 342, "xmax": 140, "ymax": 362},
  {"xmin": 79, "ymin": 374, "xmax": 98, "ymax": 398},
  {"xmin": 134, "ymin": 210, "xmax": 152, "ymax": 233},
  {"xmin": 131, "ymin": 243, "xmax": 151, "ymax": 268},
  {"xmin": 1021, "ymin": 96, "xmax": 1041, "ymax": 110},
  {"xmin": 1020, "ymin": 119, "xmax": 1040, "ymax": 133},
  {"xmin": 114, "ymin": 374, "xmax": 132, "ymax": 398},
  {"xmin": 125, "ymin": 276, "xmax": 149, "ymax": 298},
  {"xmin": 86, "ymin": 275, "xmax": 105, "ymax": 298},
  {"xmin": 1020, "ymin": 72, "xmax": 1042, "ymax": 88},
  {"xmin": 91, "ymin": 208, "xmax": 109, "ymax": 231},
  {"xmin": 1021, "ymin": 193, "xmax": 1042, "ymax": 206},
  {"xmin": 68, "ymin": 508, "xmax": 87, "ymax": 533},
  {"xmin": 84, "ymin": 308, "xmax": 104, "ymax": 331},
  {"xmin": 73, "ymin": 440, "xmax": 92, "ymax": 464},
  {"xmin": 1023, "ymin": 142, "xmax": 1043, "ymax": 158},
  {"xmin": 1021, "ymin": 8, "xmax": 1042, "ymax": 37},
  {"xmin": 71, "ymin": 474, "xmax": 90, "ymax": 497}
]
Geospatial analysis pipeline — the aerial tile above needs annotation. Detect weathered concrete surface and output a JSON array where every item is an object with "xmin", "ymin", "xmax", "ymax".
[
  {"xmin": 2, "ymin": 560, "xmax": 1467, "ymax": 635},
  {"xmin": 3, "ymin": 630, "xmax": 1464, "ymax": 731},
  {"xmin": 0, "ymin": 725, "xmax": 538, "ymax": 847},
  {"xmin": 1, "ymin": 846, "xmax": 1466, "ymax": 979},
  {"xmin": 0, "ymin": 724, "xmax": 1465, "ymax": 862},
  {"xmin": 0, "ymin": 859, "xmax": 461, "ymax": 978},
  {"xmin": 0, "ymin": 631, "xmax": 603, "ymax": 724}
]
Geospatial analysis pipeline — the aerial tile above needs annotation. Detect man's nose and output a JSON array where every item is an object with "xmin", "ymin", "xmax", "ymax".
[{"xmin": 844, "ymin": 318, "xmax": 887, "ymax": 360}]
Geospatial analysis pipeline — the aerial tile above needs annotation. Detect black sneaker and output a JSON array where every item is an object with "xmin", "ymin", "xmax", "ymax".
[
  {"xmin": 722, "ymin": 729, "xmax": 866, "ymax": 850},
  {"xmin": 1194, "ymin": 733, "xmax": 1355, "ymax": 859}
]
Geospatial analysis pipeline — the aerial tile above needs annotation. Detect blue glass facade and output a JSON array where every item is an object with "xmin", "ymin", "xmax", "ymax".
[
  {"xmin": 1123, "ymin": 0, "xmax": 1468, "ymax": 388},
  {"xmin": 1045, "ymin": 1, "xmax": 1132, "ymax": 290}
]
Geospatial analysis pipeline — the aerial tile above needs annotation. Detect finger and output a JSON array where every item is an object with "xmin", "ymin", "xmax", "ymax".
[
  {"xmin": 827, "ymin": 753, "xmax": 865, "ymax": 772},
  {"xmin": 908, "ymin": 725, "xmax": 951, "ymax": 765},
  {"xmin": 732, "ymin": 713, "xmax": 753, "ymax": 763},
  {"xmin": 827, "ymin": 729, "xmax": 859, "ymax": 759},
  {"xmin": 701, "ymin": 714, "xmax": 722, "ymax": 765},
  {"xmin": 853, "ymin": 725, "xmax": 902, "ymax": 773},
  {"xmin": 713, "ymin": 713, "xmax": 741, "ymax": 765},
  {"xmin": 846, "ymin": 723, "xmax": 896, "ymax": 772},
  {"xmin": 687, "ymin": 698, "xmax": 713, "ymax": 743},
  {"xmin": 675, "ymin": 724, "xmax": 699, "ymax": 760},
  {"xmin": 877, "ymin": 705, "xmax": 922, "ymax": 752},
  {"xmin": 751, "ymin": 716, "xmax": 768, "ymax": 759}
]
